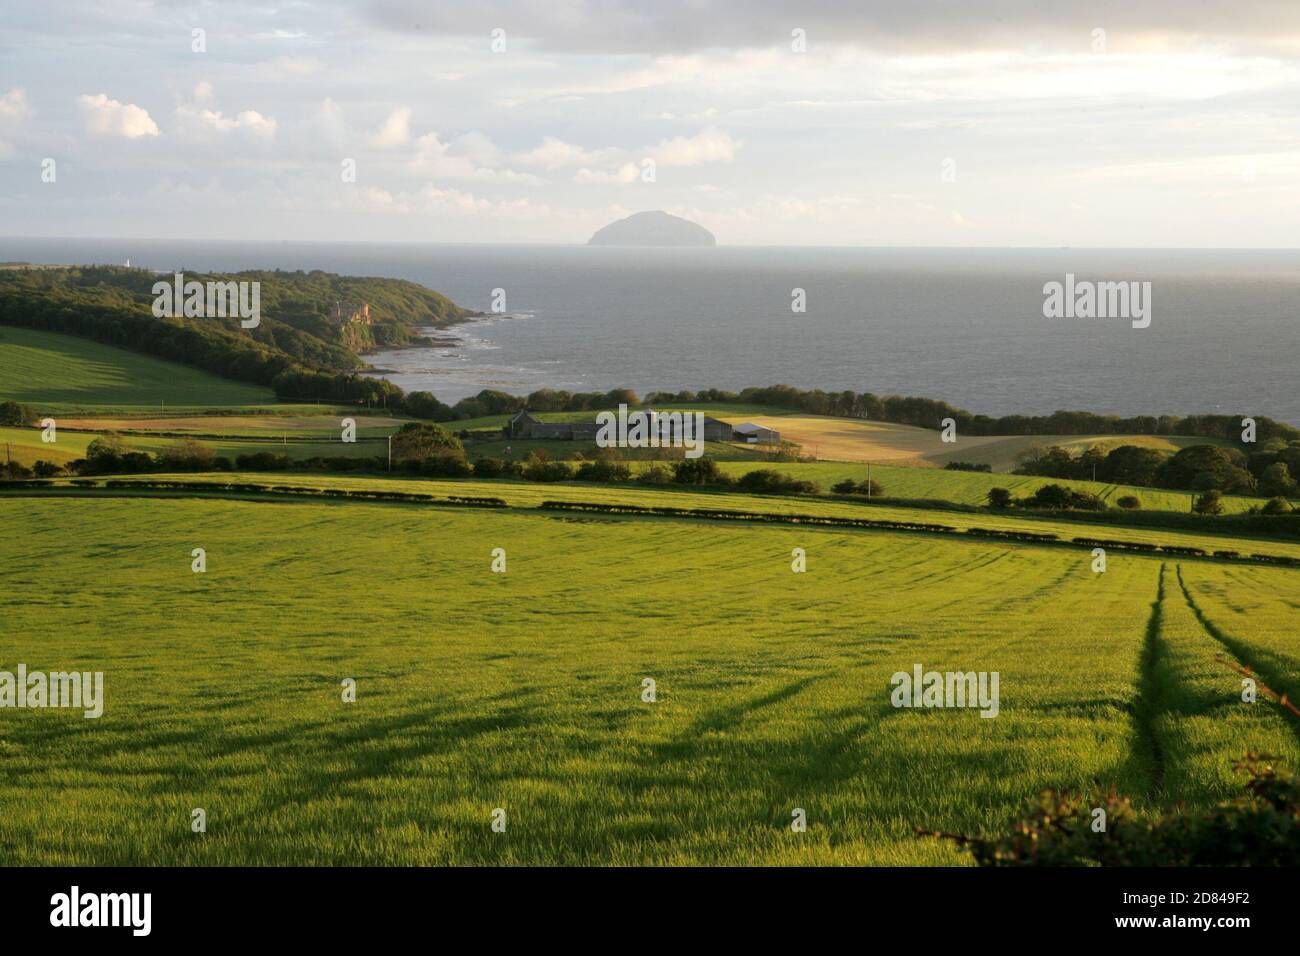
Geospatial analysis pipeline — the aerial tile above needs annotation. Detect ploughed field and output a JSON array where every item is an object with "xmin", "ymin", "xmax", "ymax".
[{"xmin": 2, "ymin": 493, "xmax": 1297, "ymax": 865}]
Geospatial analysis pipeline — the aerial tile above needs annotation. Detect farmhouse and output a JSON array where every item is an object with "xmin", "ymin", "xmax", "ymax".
[
  {"xmin": 503, "ymin": 409, "xmax": 764, "ymax": 444},
  {"xmin": 503, "ymin": 411, "xmax": 601, "ymax": 440}
]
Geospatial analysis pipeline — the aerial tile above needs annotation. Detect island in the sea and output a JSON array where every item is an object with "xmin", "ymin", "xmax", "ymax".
[{"xmin": 587, "ymin": 210, "xmax": 717, "ymax": 247}]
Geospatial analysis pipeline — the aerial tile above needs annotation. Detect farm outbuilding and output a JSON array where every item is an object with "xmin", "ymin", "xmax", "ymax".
[{"xmin": 732, "ymin": 422, "xmax": 781, "ymax": 444}]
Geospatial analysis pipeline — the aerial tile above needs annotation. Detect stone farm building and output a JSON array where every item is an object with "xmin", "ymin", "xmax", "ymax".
[{"xmin": 503, "ymin": 410, "xmax": 778, "ymax": 445}]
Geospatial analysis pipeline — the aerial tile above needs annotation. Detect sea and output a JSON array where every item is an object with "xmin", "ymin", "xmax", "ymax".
[{"xmin": 3, "ymin": 238, "xmax": 1297, "ymax": 423}]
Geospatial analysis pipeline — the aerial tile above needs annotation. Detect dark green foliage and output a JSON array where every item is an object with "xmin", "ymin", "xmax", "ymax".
[
  {"xmin": 575, "ymin": 459, "xmax": 633, "ymax": 483},
  {"xmin": 0, "ymin": 400, "xmax": 35, "ymax": 426},
  {"xmin": 637, "ymin": 464, "xmax": 673, "ymax": 485},
  {"xmin": 735, "ymin": 469, "xmax": 819, "ymax": 495},
  {"xmin": 389, "ymin": 422, "xmax": 465, "ymax": 463},
  {"xmin": 405, "ymin": 391, "xmax": 455, "ymax": 421},
  {"xmin": 234, "ymin": 451, "xmax": 295, "ymax": 471},
  {"xmin": 472, "ymin": 458, "xmax": 523, "ymax": 479},
  {"xmin": 522, "ymin": 452, "xmax": 573, "ymax": 482},
  {"xmin": 1193, "ymin": 489, "xmax": 1225, "ymax": 515},
  {"xmin": 1160, "ymin": 445, "xmax": 1256, "ymax": 494},
  {"xmin": 672, "ymin": 457, "xmax": 728, "ymax": 486},
  {"xmin": 923, "ymin": 756, "xmax": 1300, "ymax": 866},
  {"xmin": 1258, "ymin": 461, "xmax": 1297, "ymax": 497},
  {"xmin": 645, "ymin": 385, "xmax": 1300, "ymax": 442},
  {"xmin": 1116, "ymin": 494, "xmax": 1141, "ymax": 510},
  {"xmin": 831, "ymin": 478, "xmax": 885, "ymax": 498},
  {"xmin": 156, "ymin": 438, "xmax": 216, "ymax": 472},
  {"xmin": 1020, "ymin": 483, "xmax": 1106, "ymax": 511},
  {"xmin": 943, "ymin": 461, "xmax": 992, "ymax": 472},
  {"xmin": 0, "ymin": 265, "xmax": 449, "ymax": 409},
  {"xmin": 986, "ymin": 487, "xmax": 1013, "ymax": 509}
]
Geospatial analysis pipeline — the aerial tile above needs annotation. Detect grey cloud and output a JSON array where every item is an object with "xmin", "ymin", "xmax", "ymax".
[{"xmin": 363, "ymin": 0, "xmax": 1300, "ymax": 54}]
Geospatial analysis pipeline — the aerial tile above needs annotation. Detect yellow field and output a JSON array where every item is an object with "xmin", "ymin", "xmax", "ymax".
[{"xmin": 736, "ymin": 415, "xmax": 1224, "ymax": 470}]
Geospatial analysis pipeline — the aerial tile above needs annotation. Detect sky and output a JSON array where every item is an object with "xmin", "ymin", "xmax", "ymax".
[{"xmin": 1, "ymin": 0, "xmax": 1298, "ymax": 246}]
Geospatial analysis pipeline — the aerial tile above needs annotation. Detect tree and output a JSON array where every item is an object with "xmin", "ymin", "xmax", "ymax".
[
  {"xmin": 389, "ymin": 422, "xmax": 464, "ymax": 463},
  {"xmin": 1261, "ymin": 496, "xmax": 1293, "ymax": 515},
  {"xmin": 1160, "ymin": 445, "xmax": 1255, "ymax": 493},
  {"xmin": 85, "ymin": 433, "xmax": 129, "ymax": 462},
  {"xmin": 576, "ymin": 459, "xmax": 632, "ymax": 483},
  {"xmin": 405, "ymin": 391, "xmax": 453, "ymax": 422},
  {"xmin": 1116, "ymin": 495, "xmax": 1141, "ymax": 510},
  {"xmin": 986, "ymin": 487, "xmax": 1013, "ymax": 509},
  {"xmin": 638, "ymin": 464, "xmax": 672, "ymax": 485},
  {"xmin": 522, "ymin": 452, "xmax": 572, "ymax": 482},
  {"xmin": 158, "ymin": 438, "xmax": 215, "ymax": 471},
  {"xmin": 1258, "ymin": 462, "xmax": 1297, "ymax": 498},
  {"xmin": 0, "ymin": 400, "xmax": 35, "ymax": 426},
  {"xmin": 672, "ymin": 458, "xmax": 723, "ymax": 485},
  {"xmin": 1102, "ymin": 446, "xmax": 1166, "ymax": 487},
  {"xmin": 1193, "ymin": 489, "xmax": 1224, "ymax": 515}
]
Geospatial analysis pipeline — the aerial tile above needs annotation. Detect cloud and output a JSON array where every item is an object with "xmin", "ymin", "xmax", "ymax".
[
  {"xmin": 574, "ymin": 162, "xmax": 640, "ymax": 183},
  {"xmin": 365, "ymin": 0, "xmax": 1300, "ymax": 55},
  {"xmin": 516, "ymin": 136, "xmax": 621, "ymax": 169},
  {"xmin": 174, "ymin": 104, "xmax": 278, "ymax": 142},
  {"xmin": 651, "ymin": 127, "xmax": 738, "ymax": 166},
  {"xmin": 76, "ymin": 93, "xmax": 159, "ymax": 138},
  {"xmin": 311, "ymin": 98, "xmax": 347, "ymax": 149},
  {"xmin": 0, "ymin": 88, "xmax": 32, "ymax": 124},
  {"xmin": 411, "ymin": 130, "xmax": 540, "ymax": 182},
  {"xmin": 0, "ymin": 88, "xmax": 31, "ymax": 157},
  {"xmin": 373, "ymin": 106, "xmax": 412, "ymax": 147}
]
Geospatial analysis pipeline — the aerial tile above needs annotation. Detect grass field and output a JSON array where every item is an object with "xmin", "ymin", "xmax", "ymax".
[
  {"xmin": 48, "ymin": 471, "xmax": 1300, "ymax": 560},
  {"xmin": 703, "ymin": 460, "xmax": 1284, "ymax": 515},
  {"xmin": 1, "ymin": 492, "xmax": 1295, "ymax": 865},
  {"xmin": 708, "ymin": 413, "xmax": 1226, "ymax": 470},
  {"xmin": 0, "ymin": 326, "xmax": 274, "ymax": 406}
]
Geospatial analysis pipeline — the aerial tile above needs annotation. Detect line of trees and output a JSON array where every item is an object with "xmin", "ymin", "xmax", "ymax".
[
  {"xmin": 1015, "ymin": 441, "xmax": 1300, "ymax": 497},
  {"xmin": 644, "ymin": 384, "xmax": 1299, "ymax": 443}
]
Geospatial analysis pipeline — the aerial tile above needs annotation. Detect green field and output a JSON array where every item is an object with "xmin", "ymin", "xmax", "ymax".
[
  {"xmin": 0, "ymin": 326, "xmax": 274, "ymax": 406},
  {"xmin": 704, "ymin": 460, "xmax": 1285, "ymax": 516},
  {"xmin": 2, "ymin": 491, "xmax": 1296, "ymax": 865},
  {"xmin": 57, "ymin": 471, "xmax": 1300, "ymax": 560}
]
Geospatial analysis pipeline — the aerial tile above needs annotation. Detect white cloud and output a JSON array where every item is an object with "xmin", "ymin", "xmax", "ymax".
[
  {"xmin": 0, "ymin": 88, "xmax": 31, "ymax": 157},
  {"xmin": 0, "ymin": 88, "xmax": 31, "ymax": 123},
  {"xmin": 76, "ymin": 93, "xmax": 159, "ymax": 138},
  {"xmin": 411, "ymin": 130, "xmax": 540, "ymax": 182},
  {"xmin": 174, "ymin": 102, "xmax": 277, "ymax": 143},
  {"xmin": 311, "ymin": 97, "xmax": 347, "ymax": 149},
  {"xmin": 517, "ymin": 136, "xmax": 621, "ymax": 169},
  {"xmin": 574, "ymin": 162, "xmax": 640, "ymax": 184},
  {"xmin": 373, "ymin": 107, "xmax": 412, "ymax": 147},
  {"xmin": 651, "ymin": 127, "xmax": 738, "ymax": 166}
]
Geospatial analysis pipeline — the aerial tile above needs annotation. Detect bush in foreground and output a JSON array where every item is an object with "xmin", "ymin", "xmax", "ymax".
[{"xmin": 920, "ymin": 755, "xmax": 1300, "ymax": 866}]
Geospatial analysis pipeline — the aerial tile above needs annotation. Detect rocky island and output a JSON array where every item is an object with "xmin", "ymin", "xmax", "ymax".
[{"xmin": 587, "ymin": 210, "xmax": 717, "ymax": 247}]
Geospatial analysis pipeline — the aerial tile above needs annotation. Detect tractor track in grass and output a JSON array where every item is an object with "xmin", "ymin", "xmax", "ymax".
[
  {"xmin": 1133, "ymin": 563, "xmax": 1169, "ymax": 798},
  {"xmin": 1174, "ymin": 563, "xmax": 1300, "ymax": 736}
]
